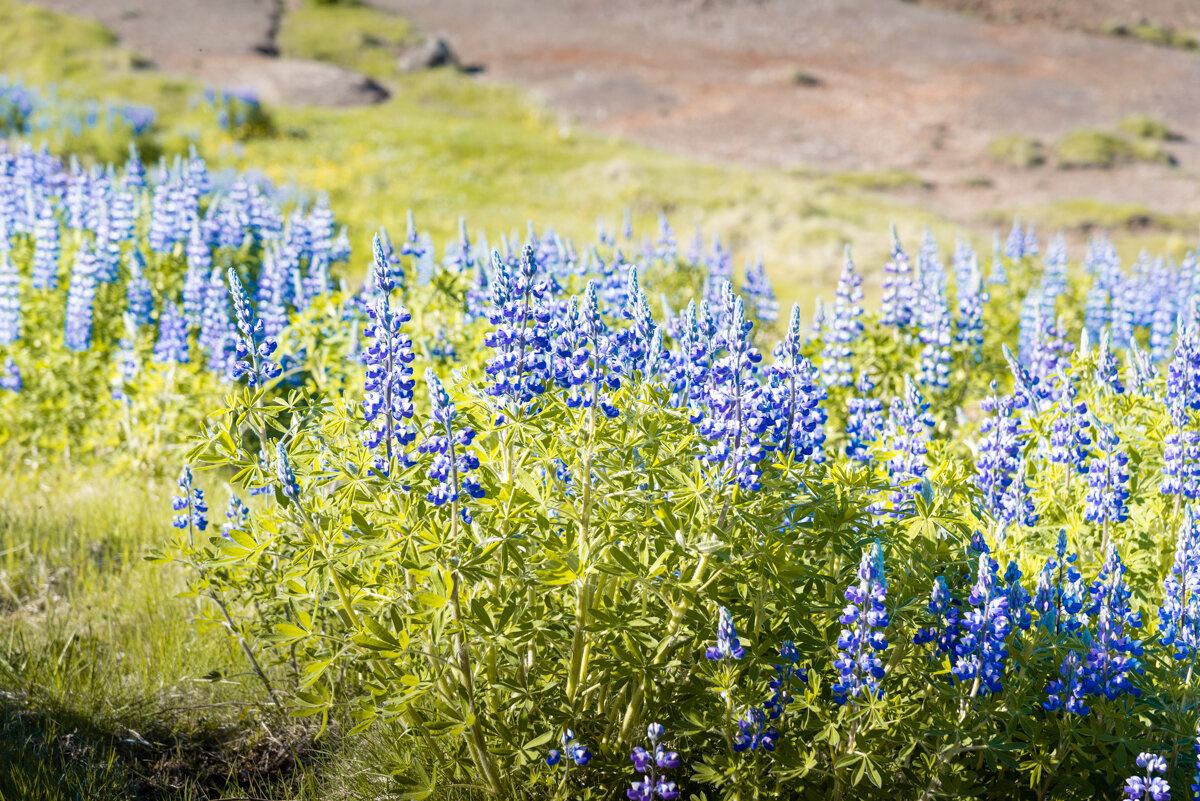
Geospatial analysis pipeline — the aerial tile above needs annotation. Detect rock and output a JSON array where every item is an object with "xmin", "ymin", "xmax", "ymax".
[
  {"xmin": 200, "ymin": 55, "xmax": 389, "ymax": 108},
  {"xmin": 396, "ymin": 37, "xmax": 462, "ymax": 72}
]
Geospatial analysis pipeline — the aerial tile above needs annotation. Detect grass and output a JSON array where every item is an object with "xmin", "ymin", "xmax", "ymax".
[
  {"xmin": 1053, "ymin": 129, "xmax": 1175, "ymax": 169},
  {"xmin": 987, "ymin": 134, "xmax": 1044, "ymax": 168},
  {"xmin": 1117, "ymin": 113, "xmax": 1179, "ymax": 142},
  {"xmin": 1100, "ymin": 20, "xmax": 1200, "ymax": 52},
  {"xmin": 278, "ymin": 0, "xmax": 419, "ymax": 81}
]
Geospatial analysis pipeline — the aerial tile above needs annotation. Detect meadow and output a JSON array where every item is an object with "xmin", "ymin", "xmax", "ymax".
[{"xmin": 3, "ymin": 1, "xmax": 1200, "ymax": 800}]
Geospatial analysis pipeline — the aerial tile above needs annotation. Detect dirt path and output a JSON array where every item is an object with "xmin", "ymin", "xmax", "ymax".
[{"xmin": 373, "ymin": 0, "xmax": 1200, "ymax": 226}]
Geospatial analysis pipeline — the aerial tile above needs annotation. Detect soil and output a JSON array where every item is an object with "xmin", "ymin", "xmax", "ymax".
[{"xmin": 28, "ymin": 0, "xmax": 1200, "ymax": 230}]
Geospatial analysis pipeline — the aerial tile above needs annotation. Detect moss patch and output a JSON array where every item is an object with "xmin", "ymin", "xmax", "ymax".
[
  {"xmin": 277, "ymin": 0, "xmax": 419, "ymax": 81},
  {"xmin": 1054, "ymin": 129, "xmax": 1174, "ymax": 169},
  {"xmin": 987, "ymin": 134, "xmax": 1044, "ymax": 168}
]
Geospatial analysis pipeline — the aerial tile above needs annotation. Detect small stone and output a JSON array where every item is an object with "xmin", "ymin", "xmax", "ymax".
[{"xmin": 396, "ymin": 37, "xmax": 461, "ymax": 73}]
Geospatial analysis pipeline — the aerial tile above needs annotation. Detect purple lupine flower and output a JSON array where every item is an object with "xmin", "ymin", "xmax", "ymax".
[
  {"xmin": 153, "ymin": 301, "xmax": 190, "ymax": 364},
  {"xmin": 954, "ymin": 254, "xmax": 988, "ymax": 364},
  {"xmin": 171, "ymin": 466, "xmax": 208, "ymax": 532},
  {"xmin": 880, "ymin": 225, "xmax": 916, "ymax": 329},
  {"xmin": 1094, "ymin": 328, "xmax": 1125, "ymax": 395},
  {"xmin": 626, "ymin": 724, "xmax": 679, "ymax": 801},
  {"xmin": 547, "ymin": 729, "xmax": 591, "ymax": 768},
  {"xmin": 0, "ymin": 250, "xmax": 19, "ymax": 345},
  {"xmin": 666, "ymin": 299, "xmax": 716, "ymax": 415},
  {"xmin": 361, "ymin": 233, "xmax": 416, "ymax": 472},
  {"xmin": 833, "ymin": 541, "xmax": 889, "ymax": 705},
  {"xmin": 913, "ymin": 575, "xmax": 961, "ymax": 656},
  {"xmin": 0, "ymin": 356, "xmax": 20, "ymax": 392},
  {"xmin": 1123, "ymin": 753, "xmax": 1170, "ymax": 801},
  {"xmin": 1083, "ymin": 275, "xmax": 1111, "ymax": 343},
  {"xmin": 705, "ymin": 606, "xmax": 745, "ymax": 660},
  {"xmin": 1159, "ymin": 513, "xmax": 1200, "ymax": 661},
  {"xmin": 732, "ymin": 707, "xmax": 778, "ymax": 752},
  {"xmin": 221, "ymin": 494, "xmax": 249, "ymax": 538},
  {"xmin": 31, "ymin": 201, "xmax": 58, "ymax": 290},
  {"xmin": 1080, "ymin": 546, "xmax": 1144, "ymax": 701},
  {"xmin": 228, "ymin": 267, "xmax": 282, "ymax": 387},
  {"xmin": 762, "ymin": 303, "xmax": 827, "ymax": 462},
  {"xmin": 879, "ymin": 377, "xmax": 935, "ymax": 517},
  {"xmin": 976, "ymin": 382, "xmax": 1035, "ymax": 530},
  {"xmin": 125, "ymin": 250, "xmax": 155, "ymax": 326},
  {"xmin": 741, "ymin": 256, "xmax": 778, "ymax": 324},
  {"xmin": 845, "ymin": 371, "xmax": 883, "ymax": 463},
  {"xmin": 275, "ymin": 441, "xmax": 300, "ymax": 501},
  {"xmin": 1034, "ymin": 530, "xmax": 1085, "ymax": 636},
  {"xmin": 951, "ymin": 551, "xmax": 1011, "ymax": 696},
  {"xmin": 1167, "ymin": 327, "xmax": 1200, "ymax": 429},
  {"xmin": 622, "ymin": 268, "xmax": 658, "ymax": 376},
  {"xmin": 553, "ymin": 282, "xmax": 622, "ymax": 417},
  {"xmin": 1049, "ymin": 379, "xmax": 1091, "ymax": 475},
  {"xmin": 821, "ymin": 246, "xmax": 863, "ymax": 387},
  {"xmin": 1044, "ymin": 651, "xmax": 1089, "ymax": 716},
  {"xmin": 1084, "ymin": 424, "xmax": 1130, "ymax": 527},
  {"xmin": 64, "ymin": 245, "xmax": 98, "ymax": 351},
  {"xmin": 987, "ymin": 231, "xmax": 1007, "ymax": 286},
  {"xmin": 199, "ymin": 267, "xmax": 236, "ymax": 375},
  {"xmin": 764, "ymin": 641, "xmax": 808, "ymax": 719},
  {"xmin": 697, "ymin": 284, "xmax": 766, "ymax": 491},
  {"xmin": 418, "ymin": 368, "xmax": 484, "ymax": 522},
  {"xmin": 1162, "ymin": 430, "xmax": 1200, "ymax": 501},
  {"xmin": 483, "ymin": 246, "xmax": 551, "ymax": 407},
  {"xmin": 1004, "ymin": 219, "xmax": 1025, "ymax": 260},
  {"xmin": 1004, "ymin": 561, "xmax": 1032, "ymax": 631}
]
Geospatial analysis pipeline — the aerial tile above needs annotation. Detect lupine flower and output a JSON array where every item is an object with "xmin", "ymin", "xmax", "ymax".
[
  {"xmin": 914, "ymin": 576, "xmax": 960, "ymax": 654},
  {"xmin": 125, "ymin": 251, "xmax": 155, "ymax": 326},
  {"xmin": 1034, "ymin": 531, "xmax": 1085, "ymax": 636},
  {"xmin": 879, "ymin": 377, "xmax": 935, "ymax": 517},
  {"xmin": 171, "ymin": 466, "xmax": 208, "ymax": 531},
  {"xmin": 627, "ymin": 723, "xmax": 679, "ymax": 801},
  {"xmin": 697, "ymin": 285, "xmax": 766, "ymax": 491},
  {"xmin": 361, "ymin": 233, "xmax": 416, "ymax": 470},
  {"xmin": 546, "ymin": 729, "xmax": 591, "ymax": 767},
  {"xmin": 275, "ymin": 441, "xmax": 300, "ymax": 501},
  {"xmin": 0, "ymin": 356, "xmax": 20, "ymax": 392},
  {"xmin": 1094, "ymin": 329, "xmax": 1126, "ymax": 397},
  {"xmin": 741, "ymin": 256, "xmax": 778, "ymax": 324},
  {"xmin": 705, "ymin": 606, "xmax": 745, "ymax": 660},
  {"xmin": 1159, "ymin": 513, "xmax": 1200, "ymax": 661},
  {"xmin": 764, "ymin": 641, "xmax": 808, "ymax": 718},
  {"xmin": 0, "ymin": 251, "xmax": 19, "ymax": 345},
  {"xmin": 31, "ymin": 201, "xmax": 58, "ymax": 290},
  {"xmin": 221, "ymin": 494, "xmax": 249, "ymax": 538},
  {"xmin": 418, "ymin": 368, "xmax": 484, "ymax": 522},
  {"xmin": 1167, "ymin": 326, "xmax": 1200, "ymax": 429},
  {"xmin": 1085, "ymin": 424, "xmax": 1130, "ymax": 526},
  {"xmin": 153, "ymin": 301, "xmax": 189, "ymax": 364},
  {"xmin": 1004, "ymin": 562, "xmax": 1032, "ymax": 631},
  {"xmin": 483, "ymin": 246, "xmax": 551, "ymax": 407},
  {"xmin": 64, "ymin": 244, "xmax": 97, "ymax": 351},
  {"xmin": 951, "ymin": 551, "xmax": 1011, "ymax": 696},
  {"xmin": 228, "ymin": 267, "xmax": 282, "ymax": 386},
  {"xmin": 1123, "ymin": 753, "xmax": 1170, "ymax": 801},
  {"xmin": 845, "ymin": 371, "xmax": 883, "ymax": 463},
  {"xmin": 1004, "ymin": 219, "xmax": 1025, "ymax": 260},
  {"xmin": 762, "ymin": 304, "xmax": 827, "ymax": 462},
  {"xmin": 976, "ymin": 383, "xmax": 1036, "ymax": 530},
  {"xmin": 1162, "ymin": 430, "xmax": 1200, "ymax": 501},
  {"xmin": 833, "ymin": 541, "xmax": 889, "ymax": 705},
  {"xmin": 733, "ymin": 707, "xmax": 778, "ymax": 752},
  {"xmin": 1048, "ymin": 379, "xmax": 1091, "ymax": 475},
  {"xmin": 821, "ymin": 245, "xmax": 864, "ymax": 387},
  {"xmin": 987, "ymin": 231, "xmax": 1007, "ymax": 286},
  {"xmin": 1044, "ymin": 651, "xmax": 1089, "ymax": 716},
  {"xmin": 954, "ymin": 254, "xmax": 988, "ymax": 363},
  {"xmin": 1081, "ymin": 546, "xmax": 1144, "ymax": 701},
  {"xmin": 917, "ymin": 260, "xmax": 952, "ymax": 391},
  {"xmin": 880, "ymin": 225, "xmax": 916, "ymax": 329}
]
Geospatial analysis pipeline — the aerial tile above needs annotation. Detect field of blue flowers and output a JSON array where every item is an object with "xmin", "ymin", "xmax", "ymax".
[{"xmin": 3, "ymin": 78, "xmax": 1200, "ymax": 801}]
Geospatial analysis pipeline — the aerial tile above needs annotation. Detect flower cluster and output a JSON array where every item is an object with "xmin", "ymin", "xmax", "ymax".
[
  {"xmin": 627, "ymin": 724, "xmax": 680, "ymax": 801},
  {"xmin": 833, "ymin": 541, "xmax": 889, "ymax": 705},
  {"xmin": 705, "ymin": 606, "xmax": 745, "ymax": 661},
  {"xmin": 546, "ymin": 729, "xmax": 591, "ymax": 768},
  {"xmin": 1123, "ymin": 752, "xmax": 1170, "ymax": 801},
  {"xmin": 171, "ymin": 466, "xmax": 208, "ymax": 532},
  {"xmin": 361, "ymin": 233, "xmax": 416, "ymax": 471},
  {"xmin": 418, "ymin": 368, "xmax": 484, "ymax": 522}
]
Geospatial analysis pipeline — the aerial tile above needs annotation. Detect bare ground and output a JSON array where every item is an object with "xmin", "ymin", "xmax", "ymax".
[{"xmin": 27, "ymin": 0, "xmax": 1200, "ymax": 230}]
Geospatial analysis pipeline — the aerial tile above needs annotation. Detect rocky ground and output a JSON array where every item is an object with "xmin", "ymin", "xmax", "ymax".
[{"xmin": 30, "ymin": 0, "xmax": 1200, "ymax": 231}]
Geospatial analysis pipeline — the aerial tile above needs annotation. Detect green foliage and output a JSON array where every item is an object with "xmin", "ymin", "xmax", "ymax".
[
  {"xmin": 278, "ymin": 0, "xmax": 419, "ymax": 81},
  {"xmin": 987, "ymin": 134, "xmax": 1044, "ymax": 168},
  {"xmin": 1117, "ymin": 113, "xmax": 1178, "ymax": 142},
  {"xmin": 1054, "ymin": 129, "xmax": 1175, "ymax": 169}
]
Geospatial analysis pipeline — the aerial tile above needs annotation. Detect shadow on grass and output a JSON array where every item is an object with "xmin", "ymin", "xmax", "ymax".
[{"xmin": 0, "ymin": 693, "xmax": 324, "ymax": 800}]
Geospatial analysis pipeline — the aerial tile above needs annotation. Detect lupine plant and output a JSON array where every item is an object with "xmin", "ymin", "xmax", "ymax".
[{"xmin": 14, "ymin": 132, "xmax": 1200, "ymax": 800}]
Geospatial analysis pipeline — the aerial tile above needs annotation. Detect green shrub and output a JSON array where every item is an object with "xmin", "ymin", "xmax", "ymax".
[
  {"xmin": 986, "ymin": 134, "xmax": 1044, "ymax": 168},
  {"xmin": 1054, "ymin": 129, "xmax": 1174, "ymax": 169},
  {"xmin": 1118, "ymin": 113, "xmax": 1178, "ymax": 141}
]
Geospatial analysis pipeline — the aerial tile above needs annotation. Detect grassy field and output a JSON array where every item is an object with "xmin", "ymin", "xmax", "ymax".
[{"xmin": 2, "ymin": 1, "xmax": 1199, "ymax": 798}]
